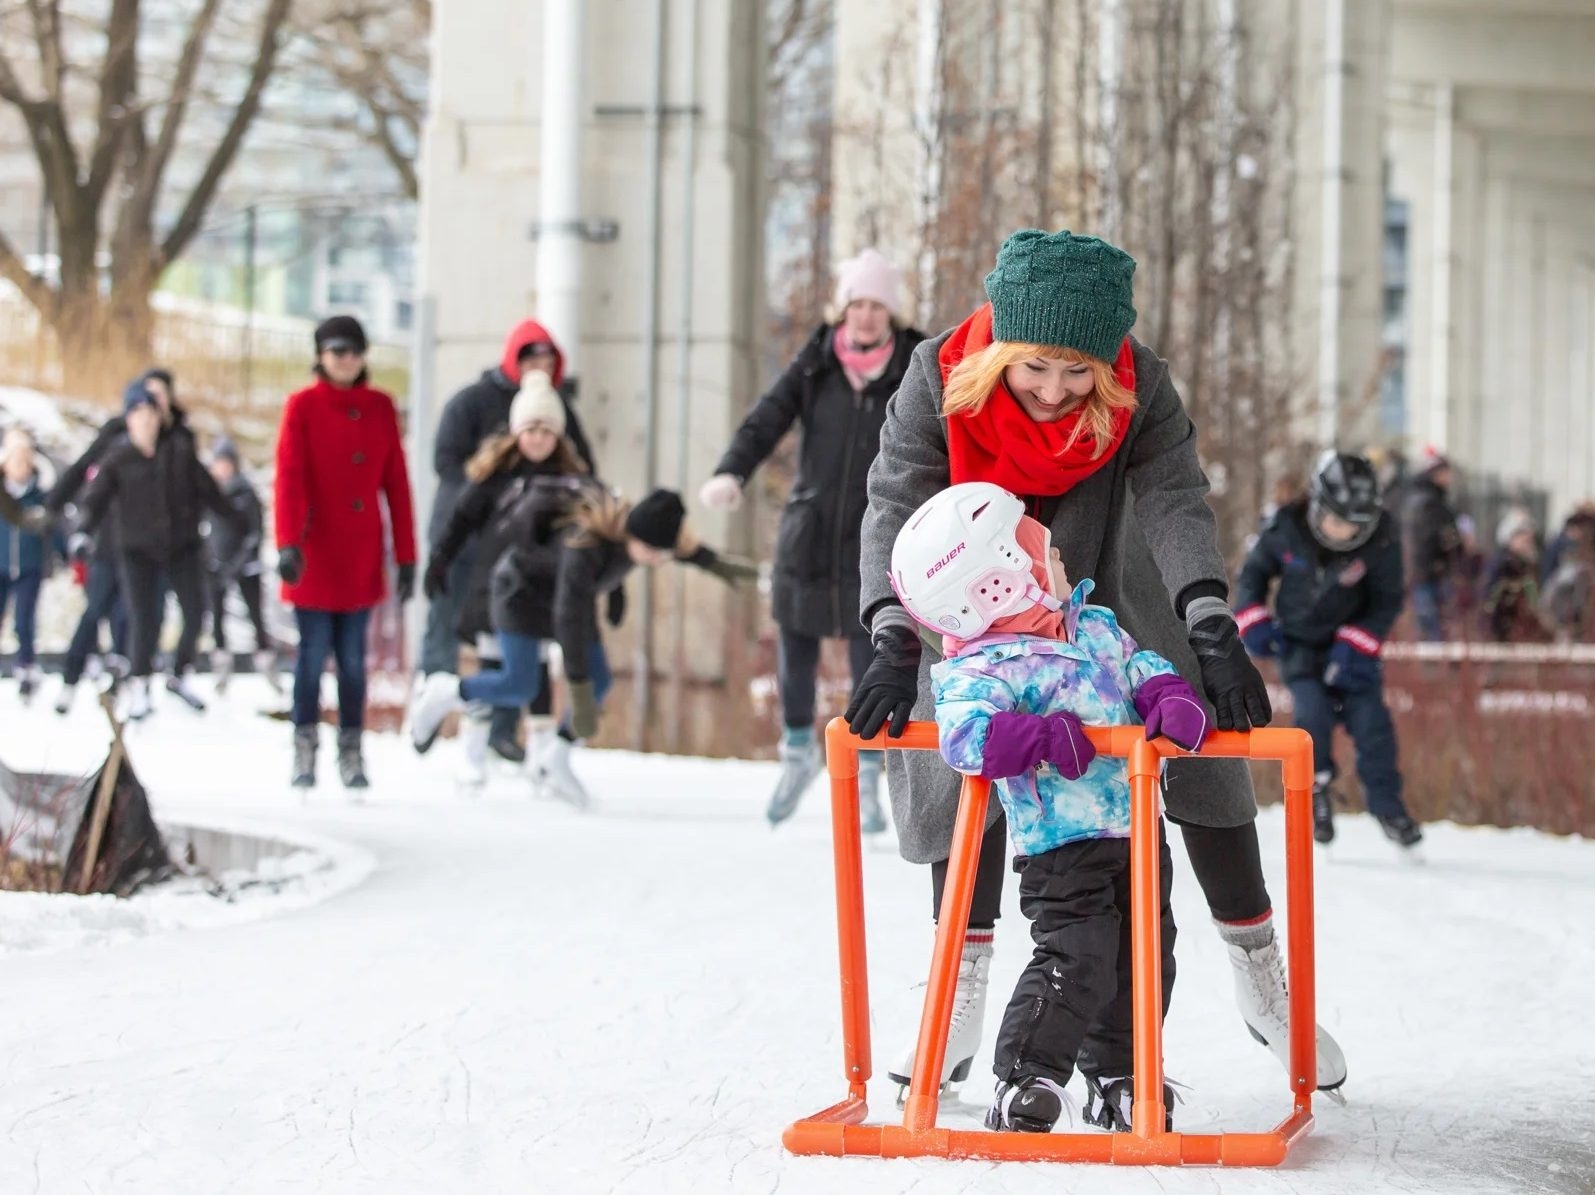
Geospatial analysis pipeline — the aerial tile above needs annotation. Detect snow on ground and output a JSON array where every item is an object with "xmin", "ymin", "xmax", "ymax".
[{"xmin": 2, "ymin": 675, "xmax": 1593, "ymax": 1195}]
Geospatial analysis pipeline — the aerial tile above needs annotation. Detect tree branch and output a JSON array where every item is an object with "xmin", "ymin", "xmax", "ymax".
[
  {"xmin": 84, "ymin": 0, "xmax": 140, "ymax": 209},
  {"xmin": 136, "ymin": 0, "xmax": 224, "ymax": 211},
  {"xmin": 368, "ymin": 104, "xmax": 417, "ymax": 199},
  {"xmin": 23, "ymin": 0, "xmax": 62, "ymax": 103},
  {"xmin": 159, "ymin": 0, "xmax": 295, "ymax": 268},
  {"xmin": 0, "ymin": 223, "xmax": 56, "ymax": 315}
]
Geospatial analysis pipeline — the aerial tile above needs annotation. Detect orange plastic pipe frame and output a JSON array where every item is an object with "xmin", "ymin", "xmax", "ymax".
[{"xmin": 783, "ymin": 718, "xmax": 1318, "ymax": 1166}]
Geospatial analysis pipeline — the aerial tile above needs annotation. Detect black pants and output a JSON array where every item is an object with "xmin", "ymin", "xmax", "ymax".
[
  {"xmin": 778, "ymin": 628, "xmax": 874, "ymax": 730},
  {"xmin": 993, "ymin": 827, "xmax": 1176, "ymax": 1085},
  {"xmin": 63, "ymin": 557, "xmax": 128, "ymax": 685},
  {"xmin": 1288, "ymin": 675, "xmax": 1411, "ymax": 821},
  {"xmin": 936, "ymin": 806, "xmax": 1271, "ymax": 930},
  {"xmin": 120, "ymin": 548, "xmax": 206, "ymax": 678},
  {"xmin": 210, "ymin": 571, "xmax": 269, "ymax": 654}
]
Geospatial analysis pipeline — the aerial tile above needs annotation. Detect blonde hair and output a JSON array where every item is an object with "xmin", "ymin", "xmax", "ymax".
[
  {"xmin": 942, "ymin": 340, "xmax": 1137, "ymax": 459},
  {"xmin": 562, "ymin": 488, "xmax": 701, "ymax": 557},
  {"xmin": 465, "ymin": 429, "xmax": 586, "ymax": 484}
]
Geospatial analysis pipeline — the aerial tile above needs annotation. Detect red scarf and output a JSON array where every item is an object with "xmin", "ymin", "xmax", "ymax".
[{"xmin": 940, "ymin": 303, "xmax": 1135, "ymax": 497}]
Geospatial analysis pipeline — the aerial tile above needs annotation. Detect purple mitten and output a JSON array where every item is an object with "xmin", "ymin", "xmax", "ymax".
[
  {"xmin": 979, "ymin": 712, "xmax": 1051, "ymax": 780},
  {"xmin": 1042, "ymin": 710, "xmax": 1096, "ymax": 780},
  {"xmin": 979, "ymin": 711, "xmax": 1098, "ymax": 781},
  {"xmin": 1134, "ymin": 674, "xmax": 1211, "ymax": 752}
]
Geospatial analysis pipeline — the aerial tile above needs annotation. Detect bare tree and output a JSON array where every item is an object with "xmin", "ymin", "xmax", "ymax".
[
  {"xmin": 293, "ymin": 0, "xmax": 429, "ymax": 199},
  {"xmin": 0, "ymin": 0, "xmax": 296, "ymax": 393}
]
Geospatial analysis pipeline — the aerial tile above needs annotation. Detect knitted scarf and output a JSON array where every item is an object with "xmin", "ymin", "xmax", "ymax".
[
  {"xmin": 833, "ymin": 326, "xmax": 896, "ymax": 391},
  {"xmin": 940, "ymin": 303, "xmax": 1135, "ymax": 497}
]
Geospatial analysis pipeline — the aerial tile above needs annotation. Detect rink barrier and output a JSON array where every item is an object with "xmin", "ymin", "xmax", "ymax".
[{"xmin": 783, "ymin": 719, "xmax": 1318, "ymax": 1167}]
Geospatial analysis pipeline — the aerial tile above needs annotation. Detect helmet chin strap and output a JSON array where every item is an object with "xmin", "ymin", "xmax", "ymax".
[{"xmin": 1024, "ymin": 582, "xmax": 1064, "ymax": 612}]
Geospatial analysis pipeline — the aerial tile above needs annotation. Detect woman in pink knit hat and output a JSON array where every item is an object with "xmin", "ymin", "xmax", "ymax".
[{"xmin": 700, "ymin": 248, "xmax": 923, "ymax": 833}]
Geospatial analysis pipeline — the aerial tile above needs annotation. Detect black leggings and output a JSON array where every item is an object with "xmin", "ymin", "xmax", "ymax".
[
  {"xmin": 120, "ymin": 548, "xmax": 206, "ymax": 678},
  {"xmin": 932, "ymin": 811, "xmax": 1271, "ymax": 929},
  {"xmin": 778, "ymin": 628, "xmax": 874, "ymax": 730},
  {"xmin": 210, "ymin": 572, "xmax": 268, "ymax": 653}
]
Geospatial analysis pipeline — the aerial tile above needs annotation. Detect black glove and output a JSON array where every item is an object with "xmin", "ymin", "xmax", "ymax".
[
  {"xmin": 568, "ymin": 678, "xmax": 599, "ymax": 739},
  {"xmin": 843, "ymin": 619, "xmax": 923, "ymax": 740},
  {"xmin": 1188, "ymin": 614, "xmax": 1273, "ymax": 732},
  {"xmin": 423, "ymin": 557, "xmax": 449, "ymax": 600},
  {"xmin": 704, "ymin": 554, "xmax": 760, "ymax": 586},
  {"xmin": 396, "ymin": 563, "xmax": 416, "ymax": 603},
  {"xmin": 606, "ymin": 585, "xmax": 627, "ymax": 627},
  {"xmin": 277, "ymin": 545, "xmax": 305, "ymax": 586}
]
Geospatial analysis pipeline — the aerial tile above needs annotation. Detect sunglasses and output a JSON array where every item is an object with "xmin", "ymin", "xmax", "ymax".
[{"xmin": 323, "ymin": 343, "xmax": 365, "ymax": 359}]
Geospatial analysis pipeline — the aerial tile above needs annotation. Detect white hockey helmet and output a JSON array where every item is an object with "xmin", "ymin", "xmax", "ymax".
[{"xmin": 890, "ymin": 481, "xmax": 1062, "ymax": 639}]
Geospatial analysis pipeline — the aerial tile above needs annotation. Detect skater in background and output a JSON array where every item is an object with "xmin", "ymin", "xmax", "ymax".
[
  {"xmin": 203, "ymin": 437, "xmax": 277, "ymax": 693},
  {"xmin": 79, "ymin": 380, "xmax": 240, "ymax": 720},
  {"xmin": 849, "ymin": 227, "xmax": 1346, "ymax": 1104},
  {"xmin": 1400, "ymin": 447, "xmax": 1461, "ymax": 642},
  {"xmin": 1480, "ymin": 510, "xmax": 1551, "ymax": 644},
  {"xmin": 1540, "ymin": 522, "xmax": 1595, "ymax": 643},
  {"xmin": 1, "ymin": 426, "xmax": 63, "ymax": 700},
  {"xmin": 415, "ymin": 370, "xmax": 590, "ymax": 785},
  {"xmin": 699, "ymin": 248, "xmax": 924, "ymax": 833},
  {"xmin": 895, "ymin": 483, "xmax": 1209, "ymax": 1133},
  {"xmin": 1236, "ymin": 451, "xmax": 1422, "ymax": 848},
  {"xmin": 47, "ymin": 369, "xmax": 183, "ymax": 711},
  {"xmin": 421, "ymin": 318, "xmax": 597, "ymax": 765},
  {"xmin": 275, "ymin": 316, "xmax": 417, "ymax": 790},
  {"xmin": 410, "ymin": 487, "xmax": 757, "ymax": 808}
]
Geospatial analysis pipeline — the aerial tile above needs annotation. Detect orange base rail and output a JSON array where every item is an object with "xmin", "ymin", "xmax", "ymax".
[{"xmin": 784, "ymin": 719, "xmax": 1319, "ymax": 1167}]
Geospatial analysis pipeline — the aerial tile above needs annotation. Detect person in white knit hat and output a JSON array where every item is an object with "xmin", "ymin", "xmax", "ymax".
[
  {"xmin": 698, "ymin": 247, "xmax": 923, "ymax": 834},
  {"xmin": 415, "ymin": 368, "xmax": 590, "ymax": 790}
]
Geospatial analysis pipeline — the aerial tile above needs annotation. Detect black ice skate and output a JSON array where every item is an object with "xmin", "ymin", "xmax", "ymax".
[
  {"xmin": 1377, "ymin": 814, "xmax": 1423, "ymax": 848},
  {"xmin": 1082, "ymin": 1073, "xmax": 1176, "ymax": 1132},
  {"xmin": 1312, "ymin": 786, "xmax": 1336, "ymax": 844},
  {"xmin": 985, "ymin": 1076, "xmax": 1069, "ymax": 1133}
]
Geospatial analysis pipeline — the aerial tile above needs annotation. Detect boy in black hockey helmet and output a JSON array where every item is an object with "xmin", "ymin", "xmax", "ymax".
[{"xmin": 1235, "ymin": 452, "xmax": 1422, "ymax": 849}]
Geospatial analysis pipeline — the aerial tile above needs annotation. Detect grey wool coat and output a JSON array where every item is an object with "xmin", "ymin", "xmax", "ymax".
[{"xmin": 860, "ymin": 331, "xmax": 1259, "ymax": 865}]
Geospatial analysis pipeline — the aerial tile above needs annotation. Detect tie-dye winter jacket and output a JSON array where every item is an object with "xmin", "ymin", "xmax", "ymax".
[{"xmin": 932, "ymin": 579, "xmax": 1179, "ymax": 857}]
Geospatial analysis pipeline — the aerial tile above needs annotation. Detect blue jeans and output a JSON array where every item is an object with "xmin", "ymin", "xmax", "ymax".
[
  {"xmin": 1288, "ymin": 676, "xmax": 1411, "ymax": 821},
  {"xmin": 0, "ymin": 570, "xmax": 42, "ymax": 667},
  {"xmin": 63, "ymin": 557, "xmax": 128, "ymax": 684},
  {"xmin": 292, "ymin": 608, "xmax": 371, "ymax": 729},
  {"xmin": 1410, "ymin": 579, "xmax": 1445, "ymax": 642},
  {"xmin": 460, "ymin": 632, "xmax": 612, "ymax": 726}
]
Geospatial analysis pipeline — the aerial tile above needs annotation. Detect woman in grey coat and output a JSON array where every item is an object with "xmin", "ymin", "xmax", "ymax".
[{"xmin": 846, "ymin": 229, "xmax": 1347, "ymax": 1101}]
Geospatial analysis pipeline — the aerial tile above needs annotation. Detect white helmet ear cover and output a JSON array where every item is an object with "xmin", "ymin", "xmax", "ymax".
[{"xmin": 889, "ymin": 482, "xmax": 1062, "ymax": 639}]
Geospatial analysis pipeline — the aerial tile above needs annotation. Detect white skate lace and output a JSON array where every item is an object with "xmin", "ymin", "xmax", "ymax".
[{"xmin": 1236, "ymin": 939, "xmax": 1290, "ymax": 1027}]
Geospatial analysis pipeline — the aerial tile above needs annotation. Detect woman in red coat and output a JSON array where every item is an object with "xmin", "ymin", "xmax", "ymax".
[{"xmin": 275, "ymin": 315, "xmax": 418, "ymax": 789}]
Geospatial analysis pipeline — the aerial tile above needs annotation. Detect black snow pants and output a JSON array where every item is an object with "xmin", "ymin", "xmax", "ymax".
[{"xmin": 992, "ymin": 824, "xmax": 1176, "ymax": 1086}]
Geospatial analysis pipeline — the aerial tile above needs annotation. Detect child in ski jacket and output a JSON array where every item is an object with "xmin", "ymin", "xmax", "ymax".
[{"xmin": 892, "ymin": 481, "xmax": 1208, "ymax": 1135}]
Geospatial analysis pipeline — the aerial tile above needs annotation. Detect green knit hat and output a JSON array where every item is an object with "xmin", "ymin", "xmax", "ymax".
[{"xmin": 983, "ymin": 229, "xmax": 1137, "ymax": 361}]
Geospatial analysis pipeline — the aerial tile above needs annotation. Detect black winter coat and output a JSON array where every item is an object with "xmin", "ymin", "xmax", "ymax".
[
  {"xmin": 428, "ymin": 368, "xmax": 595, "ymax": 546},
  {"xmin": 1401, "ymin": 477, "xmax": 1460, "ymax": 584},
  {"xmin": 432, "ymin": 462, "xmax": 592, "ymax": 644},
  {"xmin": 486, "ymin": 520, "xmax": 627, "ymax": 663},
  {"xmin": 204, "ymin": 474, "xmax": 265, "ymax": 579},
  {"xmin": 47, "ymin": 412, "xmax": 137, "ymax": 558},
  {"xmin": 713, "ymin": 324, "xmax": 924, "ymax": 639},
  {"xmin": 80, "ymin": 426, "xmax": 235, "ymax": 562},
  {"xmin": 1236, "ymin": 500, "xmax": 1405, "ymax": 682}
]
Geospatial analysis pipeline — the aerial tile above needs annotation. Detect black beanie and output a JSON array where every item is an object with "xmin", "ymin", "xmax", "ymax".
[
  {"xmin": 314, "ymin": 314, "xmax": 369, "ymax": 354},
  {"xmin": 624, "ymin": 489, "xmax": 687, "ymax": 550},
  {"xmin": 213, "ymin": 436, "xmax": 240, "ymax": 465}
]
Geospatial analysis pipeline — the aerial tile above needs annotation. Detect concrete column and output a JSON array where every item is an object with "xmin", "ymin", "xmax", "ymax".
[
  {"xmin": 1428, "ymin": 83, "xmax": 1454, "ymax": 451},
  {"xmin": 416, "ymin": 0, "xmax": 767, "ymax": 756},
  {"xmin": 1296, "ymin": 0, "xmax": 1389, "ymax": 449}
]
